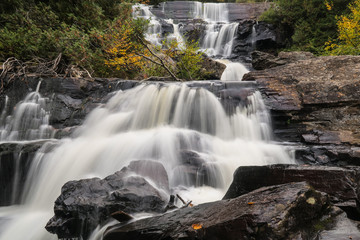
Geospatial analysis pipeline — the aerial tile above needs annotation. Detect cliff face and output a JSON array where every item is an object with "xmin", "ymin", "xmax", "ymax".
[{"xmin": 244, "ymin": 54, "xmax": 360, "ymax": 165}]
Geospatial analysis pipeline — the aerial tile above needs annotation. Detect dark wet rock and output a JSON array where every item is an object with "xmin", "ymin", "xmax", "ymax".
[
  {"xmin": 127, "ymin": 160, "xmax": 169, "ymax": 191},
  {"xmin": 295, "ymin": 145, "xmax": 360, "ymax": 166},
  {"xmin": 233, "ymin": 21, "xmax": 283, "ymax": 63},
  {"xmin": 173, "ymin": 150, "xmax": 221, "ymax": 187},
  {"xmin": 0, "ymin": 141, "xmax": 51, "ymax": 206},
  {"xmin": 159, "ymin": 19, "xmax": 174, "ymax": 36},
  {"xmin": 45, "ymin": 160, "xmax": 169, "ymax": 239},
  {"xmin": 252, "ymin": 22, "xmax": 279, "ymax": 51},
  {"xmin": 223, "ymin": 164, "xmax": 360, "ymax": 219},
  {"xmin": 243, "ymin": 55, "xmax": 360, "ymax": 148},
  {"xmin": 0, "ymin": 77, "xmax": 141, "ymax": 134},
  {"xmin": 317, "ymin": 207, "xmax": 360, "ymax": 240},
  {"xmin": 103, "ymin": 182, "xmax": 334, "ymax": 240},
  {"xmin": 251, "ymin": 50, "xmax": 288, "ymax": 70}
]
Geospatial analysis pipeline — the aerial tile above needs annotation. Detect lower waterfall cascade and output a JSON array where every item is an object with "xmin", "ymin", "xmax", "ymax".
[{"xmin": 0, "ymin": 2, "xmax": 295, "ymax": 240}]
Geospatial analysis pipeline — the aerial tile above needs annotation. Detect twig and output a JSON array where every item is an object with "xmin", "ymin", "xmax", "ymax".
[
  {"xmin": 135, "ymin": 35, "xmax": 182, "ymax": 82},
  {"xmin": 176, "ymin": 194, "xmax": 186, "ymax": 205}
]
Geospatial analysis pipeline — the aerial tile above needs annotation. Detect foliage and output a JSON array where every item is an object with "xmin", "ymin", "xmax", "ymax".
[
  {"xmin": 259, "ymin": 0, "xmax": 352, "ymax": 54},
  {"xmin": 0, "ymin": 0, "xmax": 209, "ymax": 80},
  {"xmin": 175, "ymin": 41, "xmax": 203, "ymax": 80},
  {"xmin": 325, "ymin": 0, "xmax": 360, "ymax": 55}
]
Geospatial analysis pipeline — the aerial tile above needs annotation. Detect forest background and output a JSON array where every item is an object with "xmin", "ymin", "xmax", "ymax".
[{"xmin": 0, "ymin": 0, "xmax": 359, "ymax": 80}]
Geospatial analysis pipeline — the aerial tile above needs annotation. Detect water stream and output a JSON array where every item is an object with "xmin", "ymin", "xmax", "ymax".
[{"xmin": 0, "ymin": 2, "xmax": 293, "ymax": 240}]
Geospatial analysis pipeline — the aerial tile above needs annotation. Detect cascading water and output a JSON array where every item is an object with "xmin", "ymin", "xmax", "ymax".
[
  {"xmin": 132, "ymin": 4, "xmax": 162, "ymax": 46},
  {"xmin": 0, "ymin": 2, "xmax": 294, "ymax": 240},
  {"xmin": 0, "ymin": 82, "xmax": 54, "ymax": 141},
  {"xmin": 0, "ymin": 82, "xmax": 294, "ymax": 240}
]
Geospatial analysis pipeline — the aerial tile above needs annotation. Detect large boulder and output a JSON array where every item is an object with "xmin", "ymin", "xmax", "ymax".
[
  {"xmin": 223, "ymin": 164, "xmax": 360, "ymax": 219},
  {"xmin": 45, "ymin": 160, "xmax": 169, "ymax": 239},
  {"xmin": 103, "ymin": 182, "xmax": 337, "ymax": 240}
]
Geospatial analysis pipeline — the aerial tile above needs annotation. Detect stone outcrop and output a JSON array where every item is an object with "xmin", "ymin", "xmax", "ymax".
[
  {"xmin": 251, "ymin": 51, "xmax": 315, "ymax": 70},
  {"xmin": 232, "ymin": 21, "xmax": 284, "ymax": 63},
  {"xmin": 200, "ymin": 56, "xmax": 226, "ymax": 80},
  {"xmin": 103, "ymin": 182, "xmax": 344, "ymax": 240},
  {"xmin": 223, "ymin": 164, "xmax": 360, "ymax": 219},
  {"xmin": 45, "ymin": 160, "xmax": 169, "ymax": 239},
  {"xmin": 243, "ymin": 55, "xmax": 360, "ymax": 163}
]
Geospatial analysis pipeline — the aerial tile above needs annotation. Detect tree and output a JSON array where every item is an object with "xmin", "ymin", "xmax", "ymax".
[
  {"xmin": 325, "ymin": 0, "xmax": 360, "ymax": 55},
  {"xmin": 259, "ymin": 0, "xmax": 352, "ymax": 54}
]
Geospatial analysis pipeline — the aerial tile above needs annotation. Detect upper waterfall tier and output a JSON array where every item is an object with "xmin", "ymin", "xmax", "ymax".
[{"xmin": 151, "ymin": 1, "xmax": 271, "ymax": 22}]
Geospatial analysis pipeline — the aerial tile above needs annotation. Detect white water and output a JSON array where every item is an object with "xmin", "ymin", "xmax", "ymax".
[
  {"xmin": 0, "ymin": 83, "xmax": 294, "ymax": 240},
  {"xmin": 218, "ymin": 59, "xmax": 250, "ymax": 81},
  {"xmin": 132, "ymin": 4, "xmax": 162, "ymax": 46},
  {"xmin": 0, "ymin": 82, "xmax": 54, "ymax": 141},
  {"xmin": 0, "ymin": 2, "xmax": 291, "ymax": 240},
  {"xmin": 164, "ymin": 19, "xmax": 186, "ymax": 49}
]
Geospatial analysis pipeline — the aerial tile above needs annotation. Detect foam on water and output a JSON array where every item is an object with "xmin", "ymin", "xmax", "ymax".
[{"xmin": 0, "ymin": 83, "xmax": 294, "ymax": 240}]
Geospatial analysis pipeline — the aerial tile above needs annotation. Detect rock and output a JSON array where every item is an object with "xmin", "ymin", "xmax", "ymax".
[
  {"xmin": 253, "ymin": 22, "xmax": 277, "ymax": 50},
  {"xmin": 251, "ymin": 50, "xmax": 288, "ymax": 70},
  {"xmin": 182, "ymin": 19, "xmax": 206, "ymax": 43},
  {"xmin": 295, "ymin": 145, "xmax": 360, "ymax": 166},
  {"xmin": 45, "ymin": 160, "xmax": 169, "ymax": 239},
  {"xmin": 127, "ymin": 160, "xmax": 169, "ymax": 191},
  {"xmin": 317, "ymin": 207, "xmax": 360, "ymax": 239},
  {"xmin": 278, "ymin": 51, "xmax": 315, "ymax": 62},
  {"xmin": 103, "ymin": 182, "xmax": 334, "ymax": 240},
  {"xmin": 233, "ymin": 21, "xmax": 284, "ymax": 63},
  {"xmin": 172, "ymin": 150, "xmax": 221, "ymax": 187},
  {"xmin": 200, "ymin": 55, "xmax": 226, "ymax": 80},
  {"xmin": 223, "ymin": 164, "xmax": 360, "ymax": 219},
  {"xmin": 243, "ymin": 55, "xmax": 360, "ymax": 148},
  {"xmin": 251, "ymin": 51, "xmax": 315, "ymax": 70},
  {"xmin": 0, "ymin": 77, "xmax": 141, "ymax": 133},
  {"xmin": 151, "ymin": 2, "xmax": 271, "ymax": 22}
]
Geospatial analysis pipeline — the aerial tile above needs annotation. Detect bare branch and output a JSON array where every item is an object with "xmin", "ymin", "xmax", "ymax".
[{"xmin": 135, "ymin": 35, "xmax": 182, "ymax": 82}]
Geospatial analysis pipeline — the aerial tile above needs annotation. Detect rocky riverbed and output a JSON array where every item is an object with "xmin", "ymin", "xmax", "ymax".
[{"xmin": 1, "ymin": 53, "xmax": 360, "ymax": 239}]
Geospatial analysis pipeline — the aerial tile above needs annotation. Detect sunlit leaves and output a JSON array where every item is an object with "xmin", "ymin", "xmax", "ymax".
[{"xmin": 325, "ymin": 0, "xmax": 360, "ymax": 55}]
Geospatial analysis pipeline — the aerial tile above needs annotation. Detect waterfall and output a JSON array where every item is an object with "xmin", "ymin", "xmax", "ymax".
[
  {"xmin": 0, "ymin": 2, "xmax": 292, "ymax": 240},
  {"xmin": 203, "ymin": 3, "xmax": 229, "ymax": 22},
  {"xmin": 192, "ymin": 1, "xmax": 203, "ymax": 19},
  {"xmin": 164, "ymin": 19, "xmax": 186, "ymax": 49},
  {"xmin": 0, "ymin": 83, "xmax": 294, "ymax": 240},
  {"xmin": 0, "ymin": 82, "xmax": 54, "ymax": 141},
  {"xmin": 132, "ymin": 4, "xmax": 162, "ymax": 46},
  {"xmin": 202, "ymin": 22, "xmax": 239, "ymax": 57},
  {"xmin": 218, "ymin": 59, "xmax": 250, "ymax": 81}
]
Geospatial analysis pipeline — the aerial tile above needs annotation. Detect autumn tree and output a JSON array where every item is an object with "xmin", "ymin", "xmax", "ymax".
[{"xmin": 325, "ymin": 0, "xmax": 360, "ymax": 55}]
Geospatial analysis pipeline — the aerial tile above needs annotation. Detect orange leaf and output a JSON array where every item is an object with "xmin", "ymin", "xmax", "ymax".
[
  {"xmin": 247, "ymin": 202, "xmax": 255, "ymax": 205},
  {"xmin": 192, "ymin": 223, "xmax": 202, "ymax": 230}
]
